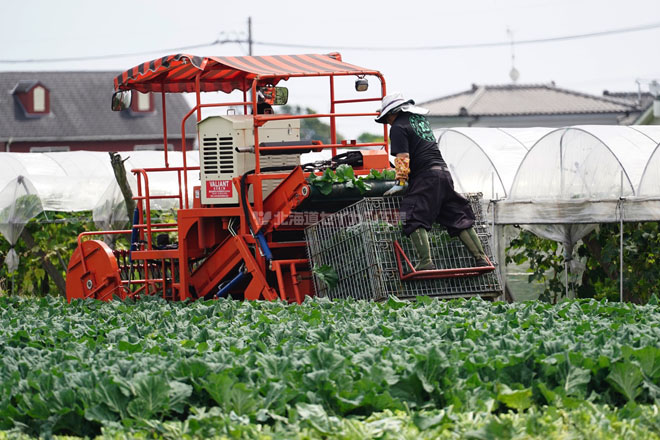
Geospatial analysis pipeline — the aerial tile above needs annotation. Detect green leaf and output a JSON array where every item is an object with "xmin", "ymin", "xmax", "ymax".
[
  {"xmin": 335, "ymin": 164, "xmax": 354, "ymax": 182},
  {"xmin": 536, "ymin": 382, "xmax": 558, "ymax": 405},
  {"xmin": 171, "ymin": 359, "xmax": 211, "ymax": 390},
  {"xmin": 168, "ymin": 381, "xmax": 192, "ymax": 414},
  {"xmin": 87, "ymin": 378, "xmax": 129, "ymax": 421},
  {"xmin": 559, "ymin": 362, "xmax": 591, "ymax": 398},
  {"xmin": 313, "ymin": 264, "xmax": 338, "ymax": 289},
  {"xmin": 118, "ymin": 340, "xmax": 142, "ymax": 353},
  {"xmin": 85, "ymin": 404, "xmax": 119, "ymax": 424},
  {"xmin": 126, "ymin": 374, "xmax": 171, "ymax": 419},
  {"xmin": 607, "ymin": 361, "xmax": 643, "ymax": 402},
  {"xmin": 320, "ymin": 168, "xmax": 335, "ymax": 182},
  {"xmin": 632, "ymin": 346, "xmax": 660, "ymax": 379},
  {"xmin": 228, "ymin": 383, "xmax": 257, "ymax": 416},
  {"xmin": 197, "ymin": 341, "xmax": 209, "ymax": 353},
  {"xmin": 382, "ymin": 169, "xmax": 396, "ymax": 180},
  {"xmin": 318, "ymin": 181, "xmax": 333, "ymax": 196},
  {"xmin": 367, "ymin": 169, "xmax": 383, "ymax": 180},
  {"xmin": 354, "ymin": 179, "xmax": 372, "ymax": 194},
  {"xmin": 497, "ymin": 385, "xmax": 533, "ymax": 410},
  {"xmin": 295, "ymin": 403, "xmax": 336, "ymax": 435},
  {"xmin": 412, "ymin": 411, "xmax": 448, "ymax": 430},
  {"xmin": 386, "ymin": 295, "xmax": 408, "ymax": 310},
  {"xmin": 18, "ymin": 393, "xmax": 50, "ymax": 420},
  {"xmin": 203, "ymin": 372, "xmax": 235, "ymax": 408}
]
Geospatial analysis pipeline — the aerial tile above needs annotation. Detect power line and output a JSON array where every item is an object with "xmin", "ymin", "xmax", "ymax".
[
  {"xmin": 258, "ymin": 21, "xmax": 660, "ymax": 51},
  {"xmin": 1, "ymin": 21, "xmax": 659, "ymax": 63},
  {"xmin": 0, "ymin": 39, "xmax": 243, "ymax": 63}
]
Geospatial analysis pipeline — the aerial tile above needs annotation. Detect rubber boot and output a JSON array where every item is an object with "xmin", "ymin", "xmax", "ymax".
[
  {"xmin": 459, "ymin": 228, "xmax": 490, "ymax": 267},
  {"xmin": 410, "ymin": 228, "xmax": 435, "ymax": 271}
]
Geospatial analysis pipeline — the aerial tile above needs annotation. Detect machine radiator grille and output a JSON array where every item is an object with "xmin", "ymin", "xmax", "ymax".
[{"xmin": 202, "ymin": 136, "xmax": 234, "ymax": 175}]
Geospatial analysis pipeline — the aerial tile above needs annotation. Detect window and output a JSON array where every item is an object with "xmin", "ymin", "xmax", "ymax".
[
  {"xmin": 131, "ymin": 91, "xmax": 154, "ymax": 113},
  {"xmin": 30, "ymin": 146, "xmax": 70, "ymax": 152},
  {"xmin": 12, "ymin": 81, "xmax": 49, "ymax": 116},
  {"xmin": 137, "ymin": 92, "xmax": 151, "ymax": 111},
  {"xmin": 33, "ymin": 86, "xmax": 46, "ymax": 112}
]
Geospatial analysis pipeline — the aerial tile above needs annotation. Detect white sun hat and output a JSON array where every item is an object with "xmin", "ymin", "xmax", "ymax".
[{"xmin": 375, "ymin": 92, "xmax": 429, "ymax": 123}]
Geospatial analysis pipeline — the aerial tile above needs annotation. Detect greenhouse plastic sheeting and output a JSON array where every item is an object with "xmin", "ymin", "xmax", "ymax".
[
  {"xmin": 0, "ymin": 151, "xmax": 200, "ymax": 242},
  {"xmin": 92, "ymin": 151, "xmax": 200, "ymax": 229},
  {"xmin": 435, "ymin": 127, "xmax": 552, "ymax": 200},
  {"xmin": 495, "ymin": 126, "xmax": 660, "ymax": 224},
  {"xmin": 0, "ymin": 176, "xmax": 44, "ymax": 271}
]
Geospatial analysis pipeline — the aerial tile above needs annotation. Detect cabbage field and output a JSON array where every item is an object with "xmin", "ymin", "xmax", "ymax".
[{"xmin": 1, "ymin": 295, "xmax": 659, "ymax": 439}]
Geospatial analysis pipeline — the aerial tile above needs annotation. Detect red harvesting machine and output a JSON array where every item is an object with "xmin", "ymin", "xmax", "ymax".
[
  {"xmin": 65, "ymin": 52, "xmax": 395, "ymax": 303},
  {"xmin": 64, "ymin": 52, "xmax": 500, "ymax": 304}
]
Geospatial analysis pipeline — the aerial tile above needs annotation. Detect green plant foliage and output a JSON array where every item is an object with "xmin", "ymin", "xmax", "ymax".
[
  {"xmin": 0, "ymin": 210, "xmax": 178, "ymax": 297},
  {"xmin": 0, "ymin": 212, "xmax": 96, "ymax": 296},
  {"xmin": 506, "ymin": 223, "xmax": 660, "ymax": 304},
  {"xmin": 579, "ymin": 223, "xmax": 660, "ymax": 304},
  {"xmin": 279, "ymin": 105, "xmax": 344, "ymax": 144},
  {"xmin": 312, "ymin": 264, "xmax": 339, "ymax": 289},
  {"xmin": 505, "ymin": 228, "xmax": 576, "ymax": 303},
  {"xmin": 1, "ymin": 296, "xmax": 660, "ymax": 438},
  {"xmin": 307, "ymin": 166, "xmax": 395, "ymax": 196},
  {"xmin": 357, "ymin": 132, "xmax": 385, "ymax": 144}
]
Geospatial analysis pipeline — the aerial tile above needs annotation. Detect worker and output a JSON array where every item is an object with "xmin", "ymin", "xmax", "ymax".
[
  {"xmin": 377, "ymin": 92, "xmax": 490, "ymax": 270},
  {"xmin": 255, "ymin": 88, "xmax": 274, "ymax": 114}
]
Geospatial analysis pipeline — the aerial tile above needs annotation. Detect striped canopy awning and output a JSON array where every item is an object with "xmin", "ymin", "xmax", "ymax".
[{"xmin": 114, "ymin": 53, "xmax": 380, "ymax": 94}]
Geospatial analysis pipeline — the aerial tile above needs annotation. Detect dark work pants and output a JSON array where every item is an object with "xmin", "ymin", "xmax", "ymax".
[{"xmin": 400, "ymin": 167, "xmax": 475, "ymax": 237}]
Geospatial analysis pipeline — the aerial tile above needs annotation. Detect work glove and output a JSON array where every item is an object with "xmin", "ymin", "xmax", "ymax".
[
  {"xmin": 384, "ymin": 180, "xmax": 407, "ymax": 196},
  {"xmin": 384, "ymin": 156, "xmax": 410, "ymax": 196}
]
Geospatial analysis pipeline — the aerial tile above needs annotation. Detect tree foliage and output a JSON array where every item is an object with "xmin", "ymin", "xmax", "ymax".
[
  {"xmin": 578, "ymin": 222, "xmax": 660, "ymax": 304},
  {"xmin": 506, "ymin": 222, "xmax": 660, "ymax": 304},
  {"xmin": 357, "ymin": 132, "xmax": 384, "ymax": 143},
  {"xmin": 0, "ymin": 212, "xmax": 95, "ymax": 296},
  {"xmin": 505, "ymin": 228, "xmax": 578, "ymax": 304},
  {"xmin": 280, "ymin": 105, "xmax": 344, "ymax": 144}
]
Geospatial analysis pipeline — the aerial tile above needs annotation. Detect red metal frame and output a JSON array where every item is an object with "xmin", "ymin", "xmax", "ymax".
[
  {"xmin": 66, "ymin": 52, "xmax": 390, "ymax": 303},
  {"xmin": 393, "ymin": 240, "xmax": 495, "ymax": 280}
]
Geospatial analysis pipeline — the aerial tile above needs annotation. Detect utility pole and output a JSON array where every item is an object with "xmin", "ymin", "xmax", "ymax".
[{"xmin": 248, "ymin": 17, "xmax": 253, "ymax": 55}]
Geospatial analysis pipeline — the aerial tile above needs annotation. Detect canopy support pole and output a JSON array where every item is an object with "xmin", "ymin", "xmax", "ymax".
[
  {"xmin": 619, "ymin": 171, "xmax": 624, "ymax": 302},
  {"xmin": 491, "ymin": 171, "xmax": 495, "ymax": 201},
  {"xmin": 161, "ymin": 91, "xmax": 169, "ymax": 168},
  {"xmin": 565, "ymin": 259, "xmax": 569, "ymax": 300},
  {"xmin": 329, "ymin": 76, "xmax": 337, "ymax": 157},
  {"xmin": 491, "ymin": 199, "xmax": 502, "ymax": 301}
]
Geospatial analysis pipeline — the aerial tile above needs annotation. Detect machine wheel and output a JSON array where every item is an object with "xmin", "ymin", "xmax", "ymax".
[{"xmin": 66, "ymin": 240, "xmax": 126, "ymax": 302}]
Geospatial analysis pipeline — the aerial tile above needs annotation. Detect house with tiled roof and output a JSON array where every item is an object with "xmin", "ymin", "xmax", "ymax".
[
  {"xmin": 421, "ymin": 83, "xmax": 658, "ymax": 128},
  {"xmin": 0, "ymin": 72, "xmax": 195, "ymax": 152}
]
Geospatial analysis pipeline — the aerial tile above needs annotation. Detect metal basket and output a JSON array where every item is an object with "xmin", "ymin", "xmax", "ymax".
[{"xmin": 304, "ymin": 195, "xmax": 502, "ymax": 301}]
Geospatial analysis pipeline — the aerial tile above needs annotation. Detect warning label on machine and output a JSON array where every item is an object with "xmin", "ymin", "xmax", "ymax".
[{"xmin": 206, "ymin": 180, "xmax": 232, "ymax": 198}]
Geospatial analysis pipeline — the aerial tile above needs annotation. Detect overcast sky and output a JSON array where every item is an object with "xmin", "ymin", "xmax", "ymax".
[{"xmin": 2, "ymin": 0, "xmax": 659, "ymax": 138}]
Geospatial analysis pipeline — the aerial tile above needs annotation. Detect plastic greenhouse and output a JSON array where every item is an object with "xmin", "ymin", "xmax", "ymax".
[
  {"xmin": 435, "ymin": 127, "xmax": 553, "ymax": 200},
  {"xmin": 0, "ymin": 151, "xmax": 200, "ymax": 271},
  {"xmin": 497, "ymin": 125, "xmax": 660, "ymax": 224},
  {"xmin": 438, "ymin": 125, "xmax": 660, "ymax": 300}
]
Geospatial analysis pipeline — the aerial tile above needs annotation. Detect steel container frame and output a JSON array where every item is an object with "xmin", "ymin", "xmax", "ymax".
[{"xmin": 305, "ymin": 195, "xmax": 502, "ymax": 300}]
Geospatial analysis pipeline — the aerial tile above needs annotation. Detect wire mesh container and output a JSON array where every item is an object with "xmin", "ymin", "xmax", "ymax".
[{"xmin": 304, "ymin": 195, "xmax": 502, "ymax": 301}]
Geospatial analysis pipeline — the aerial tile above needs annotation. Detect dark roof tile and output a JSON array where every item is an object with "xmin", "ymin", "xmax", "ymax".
[
  {"xmin": 421, "ymin": 83, "xmax": 644, "ymax": 117},
  {"xmin": 0, "ymin": 71, "xmax": 194, "ymax": 142}
]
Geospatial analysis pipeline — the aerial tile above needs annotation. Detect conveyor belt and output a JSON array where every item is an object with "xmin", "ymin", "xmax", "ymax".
[{"xmin": 296, "ymin": 181, "xmax": 396, "ymax": 212}]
